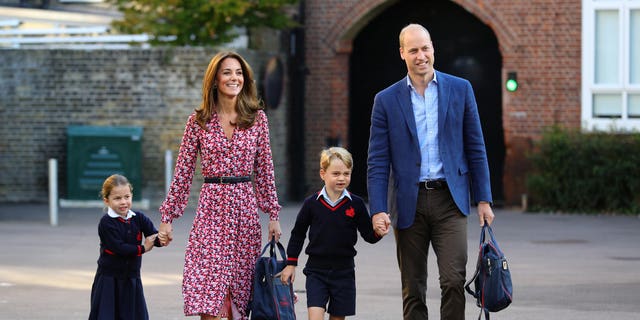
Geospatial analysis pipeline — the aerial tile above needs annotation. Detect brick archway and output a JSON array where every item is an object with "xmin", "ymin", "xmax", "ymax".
[{"xmin": 304, "ymin": 0, "xmax": 527, "ymax": 204}]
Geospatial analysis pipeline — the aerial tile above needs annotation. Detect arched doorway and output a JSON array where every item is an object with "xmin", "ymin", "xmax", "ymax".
[{"xmin": 348, "ymin": 0, "xmax": 505, "ymax": 204}]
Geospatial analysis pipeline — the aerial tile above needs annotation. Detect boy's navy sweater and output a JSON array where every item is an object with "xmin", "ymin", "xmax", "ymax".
[
  {"xmin": 286, "ymin": 191, "xmax": 380, "ymax": 269},
  {"xmin": 96, "ymin": 211, "xmax": 160, "ymax": 278}
]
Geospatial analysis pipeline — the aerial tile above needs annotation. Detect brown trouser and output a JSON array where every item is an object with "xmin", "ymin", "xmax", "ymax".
[{"xmin": 394, "ymin": 187, "xmax": 467, "ymax": 320}]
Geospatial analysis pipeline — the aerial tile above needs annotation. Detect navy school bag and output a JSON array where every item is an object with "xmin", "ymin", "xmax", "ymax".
[
  {"xmin": 465, "ymin": 222, "xmax": 513, "ymax": 319},
  {"xmin": 249, "ymin": 237, "xmax": 296, "ymax": 320}
]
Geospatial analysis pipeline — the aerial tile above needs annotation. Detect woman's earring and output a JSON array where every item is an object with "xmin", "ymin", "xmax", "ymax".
[{"xmin": 213, "ymin": 83, "xmax": 217, "ymax": 89}]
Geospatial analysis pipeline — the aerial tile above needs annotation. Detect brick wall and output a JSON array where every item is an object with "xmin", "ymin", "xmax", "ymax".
[
  {"xmin": 0, "ymin": 47, "xmax": 290, "ymax": 205},
  {"xmin": 304, "ymin": 0, "xmax": 582, "ymax": 205},
  {"xmin": 0, "ymin": 0, "xmax": 584, "ymax": 207}
]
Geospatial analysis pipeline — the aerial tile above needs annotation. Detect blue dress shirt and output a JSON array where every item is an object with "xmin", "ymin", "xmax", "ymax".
[
  {"xmin": 407, "ymin": 74, "xmax": 444, "ymax": 181},
  {"xmin": 317, "ymin": 186, "xmax": 352, "ymax": 207}
]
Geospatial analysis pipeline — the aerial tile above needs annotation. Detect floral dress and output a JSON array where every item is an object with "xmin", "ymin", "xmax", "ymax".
[{"xmin": 159, "ymin": 110, "xmax": 281, "ymax": 318}]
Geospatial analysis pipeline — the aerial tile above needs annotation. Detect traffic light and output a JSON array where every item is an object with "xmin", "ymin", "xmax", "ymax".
[{"xmin": 506, "ymin": 72, "xmax": 518, "ymax": 92}]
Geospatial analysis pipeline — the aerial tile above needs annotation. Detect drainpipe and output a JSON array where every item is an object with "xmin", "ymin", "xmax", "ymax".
[{"xmin": 287, "ymin": 0, "xmax": 308, "ymax": 201}]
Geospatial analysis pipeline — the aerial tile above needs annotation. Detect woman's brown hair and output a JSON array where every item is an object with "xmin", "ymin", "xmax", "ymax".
[{"xmin": 195, "ymin": 51, "xmax": 264, "ymax": 130}]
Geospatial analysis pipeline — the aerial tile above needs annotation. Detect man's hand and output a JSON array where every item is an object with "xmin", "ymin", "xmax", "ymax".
[
  {"xmin": 477, "ymin": 201, "xmax": 495, "ymax": 226},
  {"xmin": 372, "ymin": 212, "xmax": 391, "ymax": 236}
]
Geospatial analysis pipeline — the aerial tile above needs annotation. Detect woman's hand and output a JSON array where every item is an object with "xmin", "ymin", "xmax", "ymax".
[
  {"xmin": 268, "ymin": 220, "xmax": 282, "ymax": 242},
  {"xmin": 158, "ymin": 222, "xmax": 173, "ymax": 246}
]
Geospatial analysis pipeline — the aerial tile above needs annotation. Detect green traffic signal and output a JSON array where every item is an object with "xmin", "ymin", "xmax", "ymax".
[{"xmin": 506, "ymin": 72, "xmax": 518, "ymax": 92}]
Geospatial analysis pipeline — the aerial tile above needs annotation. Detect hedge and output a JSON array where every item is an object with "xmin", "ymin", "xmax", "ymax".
[{"xmin": 526, "ymin": 126, "xmax": 640, "ymax": 214}]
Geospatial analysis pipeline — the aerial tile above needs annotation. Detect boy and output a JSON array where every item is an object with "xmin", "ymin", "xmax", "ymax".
[{"xmin": 280, "ymin": 147, "xmax": 387, "ymax": 320}]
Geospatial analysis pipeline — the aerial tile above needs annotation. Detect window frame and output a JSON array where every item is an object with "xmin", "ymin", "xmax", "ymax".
[{"xmin": 582, "ymin": 0, "xmax": 640, "ymax": 130}]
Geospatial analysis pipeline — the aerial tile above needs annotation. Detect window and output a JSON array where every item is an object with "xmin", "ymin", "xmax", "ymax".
[{"xmin": 582, "ymin": 0, "xmax": 640, "ymax": 130}]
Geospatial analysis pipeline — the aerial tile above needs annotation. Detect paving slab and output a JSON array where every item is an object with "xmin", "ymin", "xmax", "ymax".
[{"xmin": 1, "ymin": 203, "xmax": 639, "ymax": 319}]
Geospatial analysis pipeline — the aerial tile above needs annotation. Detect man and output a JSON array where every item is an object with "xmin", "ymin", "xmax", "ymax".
[{"xmin": 367, "ymin": 23, "xmax": 495, "ymax": 320}]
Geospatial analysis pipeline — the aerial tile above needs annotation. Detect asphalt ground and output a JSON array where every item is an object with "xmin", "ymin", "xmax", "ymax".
[{"xmin": 1, "ymin": 203, "xmax": 640, "ymax": 319}]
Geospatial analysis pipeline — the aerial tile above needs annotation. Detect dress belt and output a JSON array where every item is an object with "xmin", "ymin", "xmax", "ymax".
[
  {"xmin": 204, "ymin": 176, "xmax": 251, "ymax": 184},
  {"xmin": 418, "ymin": 179, "xmax": 448, "ymax": 190}
]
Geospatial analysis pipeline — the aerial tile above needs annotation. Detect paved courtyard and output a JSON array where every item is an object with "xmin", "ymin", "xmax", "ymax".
[{"xmin": 1, "ymin": 203, "xmax": 639, "ymax": 319}]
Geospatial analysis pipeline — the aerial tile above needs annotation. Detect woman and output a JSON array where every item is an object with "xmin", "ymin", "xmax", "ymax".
[{"xmin": 158, "ymin": 51, "xmax": 282, "ymax": 320}]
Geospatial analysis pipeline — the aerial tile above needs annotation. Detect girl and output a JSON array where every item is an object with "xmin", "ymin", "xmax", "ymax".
[{"xmin": 89, "ymin": 174, "xmax": 160, "ymax": 320}]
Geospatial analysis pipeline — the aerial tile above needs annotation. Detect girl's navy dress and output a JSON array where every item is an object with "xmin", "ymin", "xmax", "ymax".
[{"xmin": 89, "ymin": 210, "xmax": 160, "ymax": 320}]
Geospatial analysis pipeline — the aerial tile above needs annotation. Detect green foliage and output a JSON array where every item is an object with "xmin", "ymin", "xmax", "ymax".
[
  {"xmin": 527, "ymin": 126, "xmax": 640, "ymax": 214},
  {"xmin": 106, "ymin": 0, "xmax": 298, "ymax": 46}
]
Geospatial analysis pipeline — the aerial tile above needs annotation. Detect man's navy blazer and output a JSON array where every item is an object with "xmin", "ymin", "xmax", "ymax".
[{"xmin": 367, "ymin": 71, "xmax": 492, "ymax": 230}]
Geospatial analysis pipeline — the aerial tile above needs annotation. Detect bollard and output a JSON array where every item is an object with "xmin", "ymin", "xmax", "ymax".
[
  {"xmin": 165, "ymin": 149, "xmax": 173, "ymax": 195},
  {"xmin": 48, "ymin": 158, "xmax": 58, "ymax": 226}
]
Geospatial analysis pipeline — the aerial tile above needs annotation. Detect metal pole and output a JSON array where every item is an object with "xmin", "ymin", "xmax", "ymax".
[
  {"xmin": 48, "ymin": 158, "xmax": 58, "ymax": 226},
  {"xmin": 165, "ymin": 149, "xmax": 173, "ymax": 195}
]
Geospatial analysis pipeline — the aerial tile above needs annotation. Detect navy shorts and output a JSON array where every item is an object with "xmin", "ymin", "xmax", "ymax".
[{"xmin": 303, "ymin": 267, "xmax": 356, "ymax": 316}]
